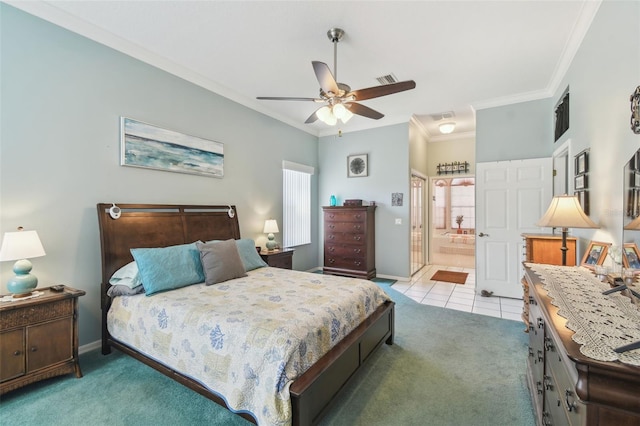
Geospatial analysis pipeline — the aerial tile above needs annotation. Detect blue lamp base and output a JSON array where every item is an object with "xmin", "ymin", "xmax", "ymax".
[
  {"xmin": 266, "ymin": 233, "xmax": 277, "ymax": 251},
  {"xmin": 6, "ymin": 259, "xmax": 38, "ymax": 298}
]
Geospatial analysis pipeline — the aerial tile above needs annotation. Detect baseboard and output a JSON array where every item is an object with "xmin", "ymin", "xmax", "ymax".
[{"xmin": 79, "ymin": 340, "xmax": 102, "ymax": 355}]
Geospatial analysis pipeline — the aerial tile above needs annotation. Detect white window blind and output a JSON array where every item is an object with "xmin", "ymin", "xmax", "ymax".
[{"xmin": 282, "ymin": 160, "xmax": 314, "ymax": 247}]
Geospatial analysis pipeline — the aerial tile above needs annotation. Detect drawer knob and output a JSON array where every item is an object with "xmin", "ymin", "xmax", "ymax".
[
  {"xmin": 329, "ymin": 224, "xmax": 335, "ymax": 229},
  {"xmin": 354, "ymin": 261, "xmax": 361, "ymax": 266},
  {"xmin": 537, "ymin": 350, "xmax": 543, "ymax": 362},
  {"xmin": 536, "ymin": 380, "xmax": 543, "ymax": 395},
  {"xmin": 30, "ymin": 346, "xmax": 38, "ymax": 352},
  {"xmin": 329, "ymin": 235, "xmax": 335, "ymax": 240},
  {"xmin": 537, "ymin": 317, "xmax": 544, "ymax": 329},
  {"xmin": 544, "ymin": 336, "xmax": 554, "ymax": 352},
  {"xmin": 13, "ymin": 350, "xmax": 21, "ymax": 356},
  {"xmin": 353, "ymin": 248, "xmax": 361, "ymax": 254},
  {"xmin": 543, "ymin": 375, "xmax": 553, "ymax": 390},
  {"xmin": 328, "ymin": 247, "xmax": 335, "ymax": 252},
  {"xmin": 328, "ymin": 259, "xmax": 335, "ymax": 264},
  {"xmin": 353, "ymin": 236, "xmax": 361, "ymax": 241}
]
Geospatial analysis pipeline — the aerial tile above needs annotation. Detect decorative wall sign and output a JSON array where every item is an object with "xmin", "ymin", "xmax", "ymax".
[
  {"xmin": 121, "ymin": 117, "xmax": 224, "ymax": 178},
  {"xmin": 631, "ymin": 85, "xmax": 640, "ymax": 134},
  {"xmin": 391, "ymin": 192, "xmax": 403, "ymax": 206},
  {"xmin": 436, "ymin": 161, "xmax": 469, "ymax": 175},
  {"xmin": 347, "ymin": 154, "xmax": 368, "ymax": 178}
]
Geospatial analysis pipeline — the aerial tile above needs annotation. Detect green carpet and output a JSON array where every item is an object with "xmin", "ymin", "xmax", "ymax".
[{"xmin": 0, "ymin": 285, "xmax": 533, "ymax": 426}]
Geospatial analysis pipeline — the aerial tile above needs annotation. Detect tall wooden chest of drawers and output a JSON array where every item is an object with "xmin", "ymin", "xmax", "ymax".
[{"xmin": 323, "ymin": 206, "xmax": 376, "ymax": 279}]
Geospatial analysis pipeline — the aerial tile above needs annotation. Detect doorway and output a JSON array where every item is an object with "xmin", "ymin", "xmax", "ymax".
[
  {"xmin": 411, "ymin": 174, "xmax": 426, "ymax": 275},
  {"xmin": 430, "ymin": 176, "xmax": 476, "ymax": 268}
]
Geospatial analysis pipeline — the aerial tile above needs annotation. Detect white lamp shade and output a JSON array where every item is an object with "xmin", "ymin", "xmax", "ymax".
[
  {"xmin": 0, "ymin": 230, "xmax": 46, "ymax": 261},
  {"xmin": 536, "ymin": 195, "xmax": 599, "ymax": 229},
  {"xmin": 340, "ymin": 107, "xmax": 354, "ymax": 123},
  {"xmin": 625, "ymin": 215, "xmax": 640, "ymax": 230},
  {"xmin": 263, "ymin": 220, "xmax": 279, "ymax": 234}
]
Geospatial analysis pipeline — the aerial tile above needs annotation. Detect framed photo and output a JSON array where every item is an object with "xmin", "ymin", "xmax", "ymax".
[
  {"xmin": 622, "ymin": 243, "xmax": 640, "ymax": 269},
  {"xmin": 581, "ymin": 241, "xmax": 611, "ymax": 269},
  {"xmin": 575, "ymin": 150, "xmax": 588, "ymax": 175},
  {"xmin": 121, "ymin": 117, "xmax": 224, "ymax": 178},
  {"xmin": 347, "ymin": 154, "xmax": 368, "ymax": 178},
  {"xmin": 574, "ymin": 174, "xmax": 587, "ymax": 190},
  {"xmin": 574, "ymin": 190, "xmax": 590, "ymax": 215}
]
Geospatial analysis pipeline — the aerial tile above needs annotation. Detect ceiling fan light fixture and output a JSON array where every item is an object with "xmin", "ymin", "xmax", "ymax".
[
  {"xmin": 317, "ymin": 106, "xmax": 332, "ymax": 122},
  {"xmin": 439, "ymin": 122, "xmax": 456, "ymax": 134},
  {"xmin": 340, "ymin": 108, "xmax": 354, "ymax": 123},
  {"xmin": 332, "ymin": 103, "xmax": 347, "ymax": 120}
]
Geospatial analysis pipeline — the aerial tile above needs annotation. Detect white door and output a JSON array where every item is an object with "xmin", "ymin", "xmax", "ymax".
[{"xmin": 476, "ymin": 158, "xmax": 552, "ymax": 298}]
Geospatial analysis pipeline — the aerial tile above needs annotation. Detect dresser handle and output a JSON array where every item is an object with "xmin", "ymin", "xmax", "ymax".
[
  {"xmin": 353, "ymin": 225, "xmax": 361, "ymax": 230},
  {"xmin": 537, "ymin": 317, "xmax": 544, "ymax": 329},
  {"xmin": 528, "ymin": 347, "xmax": 533, "ymax": 357},
  {"xmin": 353, "ymin": 248, "xmax": 361, "ymax": 254},
  {"xmin": 536, "ymin": 381, "xmax": 543, "ymax": 395},
  {"xmin": 353, "ymin": 236, "xmax": 361, "ymax": 241},
  {"xmin": 354, "ymin": 214, "xmax": 361, "ymax": 219},
  {"xmin": 544, "ymin": 336, "xmax": 554, "ymax": 352},
  {"xmin": 329, "ymin": 224, "xmax": 335, "ymax": 229},
  {"xmin": 537, "ymin": 350, "xmax": 544, "ymax": 362},
  {"xmin": 328, "ymin": 259, "xmax": 335, "ymax": 264},
  {"xmin": 543, "ymin": 375, "xmax": 553, "ymax": 390},
  {"xmin": 564, "ymin": 390, "xmax": 577, "ymax": 412},
  {"xmin": 329, "ymin": 235, "xmax": 335, "ymax": 240},
  {"xmin": 30, "ymin": 346, "xmax": 38, "ymax": 352},
  {"xmin": 13, "ymin": 350, "xmax": 21, "ymax": 356},
  {"xmin": 328, "ymin": 247, "xmax": 335, "ymax": 252}
]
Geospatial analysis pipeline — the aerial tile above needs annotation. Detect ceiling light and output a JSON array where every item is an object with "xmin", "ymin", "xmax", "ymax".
[{"xmin": 439, "ymin": 122, "xmax": 456, "ymax": 134}]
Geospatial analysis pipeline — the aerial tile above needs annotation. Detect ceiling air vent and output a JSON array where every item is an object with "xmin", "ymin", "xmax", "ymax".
[{"xmin": 376, "ymin": 73, "xmax": 398, "ymax": 85}]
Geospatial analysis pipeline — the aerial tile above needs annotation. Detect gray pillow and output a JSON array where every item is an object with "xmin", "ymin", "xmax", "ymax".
[{"xmin": 197, "ymin": 240, "xmax": 247, "ymax": 285}]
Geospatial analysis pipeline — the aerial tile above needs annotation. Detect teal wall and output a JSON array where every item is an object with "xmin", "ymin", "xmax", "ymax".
[
  {"xmin": 319, "ymin": 124, "xmax": 411, "ymax": 278},
  {"xmin": 0, "ymin": 5, "xmax": 319, "ymax": 346}
]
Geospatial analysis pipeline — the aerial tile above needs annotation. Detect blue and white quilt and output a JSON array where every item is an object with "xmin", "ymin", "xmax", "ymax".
[{"xmin": 107, "ymin": 267, "xmax": 391, "ymax": 425}]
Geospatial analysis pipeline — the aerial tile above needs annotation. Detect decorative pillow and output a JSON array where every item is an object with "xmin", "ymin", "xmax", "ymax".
[
  {"xmin": 131, "ymin": 242, "xmax": 205, "ymax": 296},
  {"xmin": 108, "ymin": 261, "xmax": 141, "ymax": 289},
  {"xmin": 197, "ymin": 240, "xmax": 247, "ymax": 285},
  {"xmin": 235, "ymin": 239, "xmax": 268, "ymax": 271}
]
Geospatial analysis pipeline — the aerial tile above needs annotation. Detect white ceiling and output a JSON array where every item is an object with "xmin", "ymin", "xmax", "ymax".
[{"xmin": 10, "ymin": 1, "xmax": 601, "ymax": 138}]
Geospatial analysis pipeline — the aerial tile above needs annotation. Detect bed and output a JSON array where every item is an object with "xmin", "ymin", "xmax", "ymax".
[{"xmin": 97, "ymin": 203, "xmax": 395, "ymax": 426}]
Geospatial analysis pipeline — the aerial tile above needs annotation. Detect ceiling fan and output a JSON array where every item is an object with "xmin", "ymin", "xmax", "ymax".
[{"xmin": 257, "ymin": 28, "xmax": 416, "ymax": 125}]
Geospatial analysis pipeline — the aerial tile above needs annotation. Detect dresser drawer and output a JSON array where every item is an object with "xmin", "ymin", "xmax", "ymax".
[
  {"xmin": 325, "ymin": 232, "xmax": 367, "ymax": 245},
  {"xmin": 325, "ymin": 256, "xmax": 367, "ymax": 271},
  {"xmin": 0, "ymin": 299, "xmax": 73, "ymax": 330},
  {"xmin": 325, "ymin": 221, "xmax": 366, "ymax": 233},
  {"xmin": 325, "ymin": 244, "xmax": 366, "ymax": 259},
  {"xmin": 546, "ymin": 338, "xmax": 586, "ymax": 425},
  {"xmin": 324, "ymin": 211, "xmax": 367, "ymax": 223}
]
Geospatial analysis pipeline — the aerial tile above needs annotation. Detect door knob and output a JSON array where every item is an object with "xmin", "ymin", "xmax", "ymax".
[{"xmin": 478, "ymin": 232, "xmax": 489, "ymax": 237}]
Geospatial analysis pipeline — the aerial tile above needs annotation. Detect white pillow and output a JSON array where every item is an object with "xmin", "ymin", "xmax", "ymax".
[{"xmin": 108, "ymin": 261, "xmax": 142, "ymax": 289}]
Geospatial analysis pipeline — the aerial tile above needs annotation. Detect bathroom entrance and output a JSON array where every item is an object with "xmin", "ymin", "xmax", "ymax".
[{"xmin": 430, "ymin": 176, "xmax": 475, "ymax": 268}]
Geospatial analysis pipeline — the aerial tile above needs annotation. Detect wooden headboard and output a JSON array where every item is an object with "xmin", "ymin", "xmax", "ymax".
[{"xmin": 96, "ymin": 203, "xmax": 240, "ymax": 288}]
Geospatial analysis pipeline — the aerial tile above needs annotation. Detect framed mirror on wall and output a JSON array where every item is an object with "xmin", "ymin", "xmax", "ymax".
[{"xmin": 623, "ymin": 148, "xmax": 640, "ymax": 270}]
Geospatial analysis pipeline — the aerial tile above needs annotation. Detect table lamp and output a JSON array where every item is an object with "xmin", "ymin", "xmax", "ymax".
[
  {"xmin": 0, "ymin": 227, "xmax": 46, "ymax": 297},
  {"xmin": 263, "ymin": 219, "xmax": 279, "ymax": 251},
  {"xmin": 536, "ymin": 195, "xmax": 599, "ymax": 265}
]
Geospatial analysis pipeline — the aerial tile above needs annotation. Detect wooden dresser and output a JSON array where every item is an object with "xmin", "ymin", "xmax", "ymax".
[
  {"xmin": 524, "ymin": 266, "xmax": 640, "ymax": 426},
  {"xmin": 522, "ymin": 233, "xmax": 578, "ymax": 266},
  {"xmin": 322, "ymin": 206, "xmax": 376, "ymax": 279},
  {"xmin": 0, "ymin": 286, "xmax": 85, "ymax": 394}
]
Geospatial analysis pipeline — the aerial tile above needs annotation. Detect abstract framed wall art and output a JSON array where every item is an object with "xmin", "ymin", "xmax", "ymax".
[
  {"xmin": 347, "ymin": 154, "xmax": 368, "ymax": 178},
  {"xmin": 121, "ymin": 117, "xmax": 224, "ymax": 178}
]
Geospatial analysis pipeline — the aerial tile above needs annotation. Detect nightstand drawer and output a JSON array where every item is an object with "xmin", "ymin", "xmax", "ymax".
[{"xmin": 0, "ymin": 299, "xmax": 73, "ymax": 329}]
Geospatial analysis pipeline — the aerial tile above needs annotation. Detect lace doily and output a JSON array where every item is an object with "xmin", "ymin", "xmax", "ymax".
[
  {"xmin": 527, "ymin": 263, "xmax": 640, "ymax": 366},
  {"xmin": 0, "ymin": 290, "xmax": 44, "ymax": 303}
]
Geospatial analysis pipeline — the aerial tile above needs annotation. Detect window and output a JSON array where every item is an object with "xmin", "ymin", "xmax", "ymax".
[
  {"xmin": 282, "ymin": 161, "xmax": 314, "ymax": 247},
  {"xmin": 450, "ymin": 178, "xmax": 475, "ymax": 228}
]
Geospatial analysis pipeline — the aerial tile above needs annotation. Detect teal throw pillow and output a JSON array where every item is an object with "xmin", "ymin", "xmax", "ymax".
[
  {"xmin": 131, "ymin": 242, "xmax": 205, "ymax": 296},
  {"xmin": 236, "ymin": 239, "xmax": 268, "ymax": 271}
]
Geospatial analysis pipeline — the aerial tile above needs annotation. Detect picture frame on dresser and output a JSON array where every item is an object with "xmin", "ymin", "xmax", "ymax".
[
  {"xmin": 580, "ymin": 240, "xmax": 610, "ymax": 268},
  {"xmin": 622, "ymin": 243, "xmax": 640, "ymax": 269}
]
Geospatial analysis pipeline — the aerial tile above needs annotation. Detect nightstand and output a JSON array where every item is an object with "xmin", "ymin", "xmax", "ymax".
[
  {"xmin": 260, "ymin": 248, "xmax": 294, "ymax": 269},
  {"xmin": 0, "ymin": 285, "xmax": 85, "ymax": 394}
]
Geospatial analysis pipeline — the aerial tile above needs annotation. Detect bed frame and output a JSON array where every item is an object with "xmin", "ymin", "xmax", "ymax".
[{"xmin": 97, "ymin": 203, "xmax": 395, "ymax": 425}]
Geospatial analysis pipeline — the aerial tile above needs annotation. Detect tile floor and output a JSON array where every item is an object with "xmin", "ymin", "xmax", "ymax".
[{"xmin": 393, "ymin": 264, "xmax": 524, "ymax": 322}]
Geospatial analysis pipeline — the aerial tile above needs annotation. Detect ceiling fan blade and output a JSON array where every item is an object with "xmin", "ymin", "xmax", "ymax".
[
  {"xmin": 348, "ymin": 80, "xmax": 416, "ymax": 101},
  {"xmin": 257, "ymin": 96, "xmax": 319, "ymax": 101},
  {"xmin": 312, "ymin": 61, "xmax": 340, "ymax": 96},
  {"xmin": 304, "ymin": 107, "xmax": 323, "ymax": 124},
  {"xmin": 347, "ymin": 102, "xmax": 384, "ymax": 120}
]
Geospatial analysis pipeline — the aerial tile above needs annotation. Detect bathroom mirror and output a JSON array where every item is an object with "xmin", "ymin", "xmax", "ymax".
[{"xmin": 622, "ymin": 148, "xmax": 640, "ymax": 266}]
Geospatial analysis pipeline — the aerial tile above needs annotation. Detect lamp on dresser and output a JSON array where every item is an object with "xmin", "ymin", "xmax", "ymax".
[
  {"xmin": 536, "ymin": 195, "xmax": 599, "ymax": 265},
  {"xmin": 263, "ymin": 219, "xmax": 279, "ymax": 251},
  {"xmin": 0, "ymin": 227, "xmax": 46, "ymax": 297}
]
